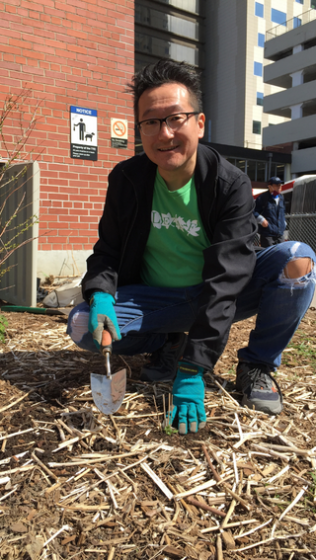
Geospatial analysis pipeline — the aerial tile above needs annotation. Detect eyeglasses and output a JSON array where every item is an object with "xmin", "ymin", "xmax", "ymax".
[{"xmin": 137, "ymin": 112, "xmax": 199, "ymax": 136}]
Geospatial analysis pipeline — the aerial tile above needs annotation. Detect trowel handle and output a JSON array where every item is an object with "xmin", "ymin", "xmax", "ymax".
[
  {"xmin": 101, "ymin": 330, "xmax": 112, "ymax": 377},
  {"xmin": 101, "ymin": 330, "xmax": 112, "ymax": 353}
]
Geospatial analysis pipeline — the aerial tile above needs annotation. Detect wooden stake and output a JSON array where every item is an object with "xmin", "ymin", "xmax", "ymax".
[
  {"xmin": 31, "ymin": 452, "xmax": 58, "ymax": 482},
  {"xmin": 216, "ymin": 534, "xmax": 223, "ymax": 560},
  {"xmin": 186, "ymin": 497, "xmax": 226, "ymax": 518}
]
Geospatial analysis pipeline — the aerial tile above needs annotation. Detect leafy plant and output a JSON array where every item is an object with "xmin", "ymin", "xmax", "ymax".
[{"xmin": 163, "ymin": 425, "xmax": 178, "ymax": 436}]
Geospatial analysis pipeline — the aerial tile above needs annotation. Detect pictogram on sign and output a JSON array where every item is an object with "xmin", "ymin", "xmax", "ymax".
[
  {"xmin": 70, "ymin": 105, "xmax": 98, "ymax": 161},
  {"xmin": 113, "ymin": 121, "xmax": 127, "ymax": 137},
  {"xmin": 111, "ymin": 118, "xmax": 128, "ymax": 148}
]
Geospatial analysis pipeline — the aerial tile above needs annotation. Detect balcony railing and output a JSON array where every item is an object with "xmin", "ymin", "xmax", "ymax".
[{"xmin": 266, "ymin": 8, "xmax": 316, "ymax": 41}]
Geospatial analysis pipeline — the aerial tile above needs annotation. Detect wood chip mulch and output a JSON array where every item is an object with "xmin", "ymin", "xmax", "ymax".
[{"xmin": 0, "ymin": 308, "xmax": 315, "ymax": 560}]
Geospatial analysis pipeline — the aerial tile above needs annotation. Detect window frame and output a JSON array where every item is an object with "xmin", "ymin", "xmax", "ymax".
[
  {"xmin": 257, "ymin": 92, "xmax": 264, "ymax": 106},
  {"xmin": 293, "ymin": 16, "xmax": 302, "ymax": 28},
  {"xmin": 258, "ymin": 33, "xmax": 265, "ymax": 47},
  {"xmin": 252, "ymin": 120, "xmax": 262, "ymax": 135},
  {"xmin": 271, "ymin": 8, "xmax": 287, "ymax": 26},
  {"xmin": 255, "ymin": 2, "xmax": 264, "ymax": 17},
  {"xmin": 254, "ymin": 61, "xmax": 263, "ymax": 77}
]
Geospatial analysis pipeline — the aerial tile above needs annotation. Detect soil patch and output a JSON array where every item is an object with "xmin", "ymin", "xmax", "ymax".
[{"xmin": 0, "ymin": 308, "xmax": 315, "ymax": 559}]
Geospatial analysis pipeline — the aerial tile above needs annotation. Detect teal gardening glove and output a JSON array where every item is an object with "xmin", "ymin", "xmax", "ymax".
[
  {"xmin": 169, "ymin": 361, "xmax": 207, "ymax": 435},
  {"xmin": 88, "ymin": 292, "xmax": 121, "ymax": 350}
]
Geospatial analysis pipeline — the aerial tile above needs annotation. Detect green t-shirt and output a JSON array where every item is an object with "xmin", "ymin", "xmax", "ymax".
[{"xmin": 140, "ymin": 171, "xmax": 210, "ymax": 288}]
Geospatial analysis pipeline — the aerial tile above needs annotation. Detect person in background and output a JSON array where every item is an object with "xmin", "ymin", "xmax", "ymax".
[
  {"xmin": 254, "ymin": 177, "xmax": 286, "ymax": 248},
  {"xmin": 67, "ymin": 60, "xmax": 316, "ymax": 434}
]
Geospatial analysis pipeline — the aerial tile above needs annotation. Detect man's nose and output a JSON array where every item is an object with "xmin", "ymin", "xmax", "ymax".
[{"xmin": 157, "ymin": 121, "xmax": 175, "ymax": 139}]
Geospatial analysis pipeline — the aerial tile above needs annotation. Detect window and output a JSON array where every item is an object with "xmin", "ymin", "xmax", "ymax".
[
  {"xmin": 272, "ymin": 164, "xmax": 285, "ymax": 182},
  {"xmin": 311, "ymin": 0, "xmax": 316, "ymax": 7},
  {"xmin": 257, "ymin": 92, "xmax": 264, "ymax": 106},
  {"xmin": 254, "ymin": 62, "xmax": 263, "ymax": 77},
  {"xmin": 271, "ymin": 8, "xmax": 287, "ymax": 26},
  {"xmin": 258, "ymin": 33, "xmax": 265, "ymax": 47},
  {"xmin": 235, "ymin": 160, "xmax": 245, "ymax": 173},
  {"xmin": 135, "ymin": 32, "xmax": 199, "ymax": 65},
  {"xmin": 253, "ymin": 121, "xmax": 262, "ymax": 134},
  {"xmin": 295, "ymin": 0, "xmax": 303, "ymax": 4},
  {"xmin": 158, "ymin": 0, "xmax": 199, "ymax": 14},
  {"xmin": 247, "ymin": 160, "xmax": 256, "ymax": 181},
  {"xmin": 257, "ymin": 161, "xmax": 266, "ymax": 182},
  {"xmin": 255, "ymin": 2, "xmax": 264, "ymax": 17},
  {"xmin": 135, "ymin": 5, "xmax": 199, "ymax": 40},
  {"xmin": 294, "ymin": 17, "xmax": 302, "ymax": 28}
]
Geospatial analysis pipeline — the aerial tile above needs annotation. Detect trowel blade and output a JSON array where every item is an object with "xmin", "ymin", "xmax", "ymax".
[{"xmin": 91, "ymin": 368, "xmax": 126, "ymax": 415}]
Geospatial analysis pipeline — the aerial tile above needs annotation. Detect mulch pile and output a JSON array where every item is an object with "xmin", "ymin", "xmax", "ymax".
[{"xmin": 0, "ymin": 306, "xmax": 315, "ymax": 560}]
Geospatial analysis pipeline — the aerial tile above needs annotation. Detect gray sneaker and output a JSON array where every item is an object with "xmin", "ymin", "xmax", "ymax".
[
  {"xmin": 140, "ymin": 333, "xmax": 187, "ymax": 383},
  {"xmin": 236, "ymin": 362, "xmax": 283, "ymax": 415}
]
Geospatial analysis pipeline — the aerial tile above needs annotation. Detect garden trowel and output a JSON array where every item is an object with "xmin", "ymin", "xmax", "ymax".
[{"xmin": 91, "ymin": 330, "xmax": 126, "ymax": 415}]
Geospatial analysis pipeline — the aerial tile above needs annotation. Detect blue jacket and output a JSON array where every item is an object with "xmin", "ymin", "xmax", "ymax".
[{"xmin": 254, "ymin": 190, "xmax": 286, "ymax": 237}]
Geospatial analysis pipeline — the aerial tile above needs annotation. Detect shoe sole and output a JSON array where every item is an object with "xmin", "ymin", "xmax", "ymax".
[{"xmin": 242, "ymin": 395, "xmax": 283, "ymax": 415}]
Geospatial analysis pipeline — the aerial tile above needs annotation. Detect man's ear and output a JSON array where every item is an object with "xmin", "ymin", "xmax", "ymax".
[{"xmin": 198, "ymin": 113, "xmax": 205, "ymax": 139}]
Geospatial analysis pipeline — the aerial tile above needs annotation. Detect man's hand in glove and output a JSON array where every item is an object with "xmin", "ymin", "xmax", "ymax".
[
  {"xmin": 88, "ymin": 292, "xmax": 121, "ymax": 350},
  {"xmin": 168, "ymin": 361, "xmax": 207, "ymax": 435}
]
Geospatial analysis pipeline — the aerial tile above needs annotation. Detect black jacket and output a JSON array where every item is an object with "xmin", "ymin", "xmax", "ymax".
[
  {"xmin": 82, "ymin": 144, "xmax": 258, "ymax": 370},
  {"xmin": 254, "ymin": 190, "xmax": 286, "ymax": 238}
]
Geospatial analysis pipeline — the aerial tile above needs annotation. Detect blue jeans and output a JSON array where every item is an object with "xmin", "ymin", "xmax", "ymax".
[{"xmin": 67, "ymin": 241, "xmax": 316, "ymax": 371}]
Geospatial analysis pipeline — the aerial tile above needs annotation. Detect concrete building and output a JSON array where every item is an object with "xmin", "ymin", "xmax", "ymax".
[
  {"xmin": 203, "ymin": 0, "xmax": 315, "ymax": 150},
  {"xmin": 134, "ymin": 1, "xmax": 312, "ymax": 151},
  {"xmin": 263, "ymin": 7, "xmax": 316, "ymax": 175}
]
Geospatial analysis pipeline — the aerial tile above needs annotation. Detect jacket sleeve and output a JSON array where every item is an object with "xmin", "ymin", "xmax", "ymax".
[
  {"xmin": 183, "ymin": 174, "xmax": 257, "ymax": 370},
  {"xmin": 81, "ymin": 169, "xmax": 122, "ymax": 302},
  {"xmin": 253, "ymin": 194, "xmax": 264, "ymax": 220}
]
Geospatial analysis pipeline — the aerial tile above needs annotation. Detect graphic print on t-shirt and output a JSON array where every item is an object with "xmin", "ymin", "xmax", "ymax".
[
  {"xmin": 140, "ymin": 171, "xmax": 210, "ymax": 288},
  {"xmin": 151, "ymin": 210, "xmax": 201, "ymax": 237}
]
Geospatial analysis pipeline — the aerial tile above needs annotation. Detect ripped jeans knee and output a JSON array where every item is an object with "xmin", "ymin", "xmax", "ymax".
[{"xmin": 279, "ymin": 242, "xmax": 316, "ymax": 290}]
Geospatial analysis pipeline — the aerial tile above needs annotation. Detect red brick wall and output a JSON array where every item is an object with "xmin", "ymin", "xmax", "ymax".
[{"xmin": 0, "ymin": 0, "xmax": 135, "ymax": 252}]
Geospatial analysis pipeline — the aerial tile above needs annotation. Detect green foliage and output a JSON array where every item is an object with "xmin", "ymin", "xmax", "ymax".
[
  {"xmin": 163, "ymin": 425, "xmax": 178, "ymax": 436},
  {"xmin": 0, "ymin": 314, "xmax": 8, "ymax": 343}
]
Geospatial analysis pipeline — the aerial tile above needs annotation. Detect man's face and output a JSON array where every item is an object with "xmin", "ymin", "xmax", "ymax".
[
  {"xmin": 137, "ymin": 83, "xmax": 205, "ymax": 179},
  {"xmin": 268, "ymin": 183, "xmax": 282, "ymax": 195}
]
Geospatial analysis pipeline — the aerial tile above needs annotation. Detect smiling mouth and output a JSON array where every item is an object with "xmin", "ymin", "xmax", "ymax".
[{"xmin": 158, "ymin": 146, "xmax": 178, "ymax": 152}]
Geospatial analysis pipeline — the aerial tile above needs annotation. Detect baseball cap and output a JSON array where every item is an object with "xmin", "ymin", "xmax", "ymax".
[{"xmin": 268, "ymin": 177, "xmax": 283, "ymax": 185}]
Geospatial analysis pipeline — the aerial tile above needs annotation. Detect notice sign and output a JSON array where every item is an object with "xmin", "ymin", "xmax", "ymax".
[
  {"xmin": 70, "ymin": 106, "xmax": 98, "ymax": 161},
  {"xmin": 111, "ymin": 118, "xmax": 128, "ymax": 148}
]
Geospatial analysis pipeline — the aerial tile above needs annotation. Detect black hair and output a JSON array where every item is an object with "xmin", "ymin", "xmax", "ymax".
[{"xmin": 127, "ymin": 59, "xmax": 203, "ymax": 121}]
